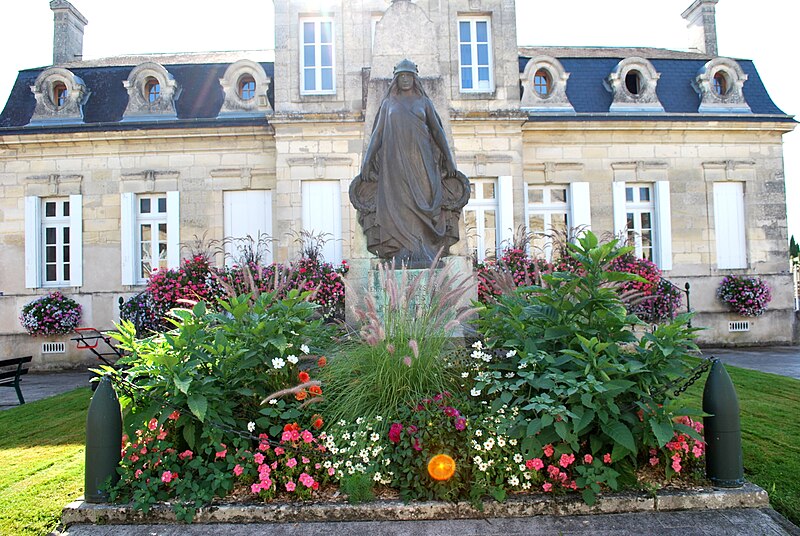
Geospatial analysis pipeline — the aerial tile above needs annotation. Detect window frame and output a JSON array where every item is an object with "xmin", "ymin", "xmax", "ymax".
[
  {"xmin": 238, "ymin": 75, "xmax": 256, "ymax": 101},
  {"xmin": 121, "ymin": 191, "xmax": 180, "ymax": 286},
  {"xmin": 524, "ymin": 184, "xmax": 571, "ymax": 262},
  {"xmin": 457, "ymin": 16, "xmax": 494, "ymax": 93},
  {"xmin": 24, "ymin": 194, "xmax": 83, "ymax": 289},
  {"xmin": 299, "ymin": 17, "xmax": 336, "ymax": 96},
  {"xmin": 464, "ymin": 178, "xmax": 500, "ymax": 263},
  {"xmin": 623, "ymin": 183, "xmax": 656, "ymax": 261}
]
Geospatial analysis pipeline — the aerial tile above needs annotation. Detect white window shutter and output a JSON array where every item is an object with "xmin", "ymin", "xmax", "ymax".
[
  {"xmin": 302, "ymin": 181, "xmax": 342, "ymax": 264},
  {"xmin": 166, "ymin": 191, "xmax": 181, "ymax": 269},
  {"xmin": 69, "ymin": 194, "xmax": 83, "ymax": 287},
  {"xmin": 569, "ymin": 182, "xmax": 592, "ymax": 237},
  {"xmin": 223, "ymin": 190, "xmax": 274, "ymax": 266},
  {"xmin": 654, "ymin": 181, "xmax": 673, "ymax": 271},
  {"xmin": 713, "ymin": 182, "xmax": 747, "ymax": 269},
  {"xmin": 24, "ymin": 196, "xmax": 42, "ymax": 289},
  {"xmin": 611, "ymin": 181, "xmax": 627, "ymax": 237},
  {"xmin": 497, "ymin": 175, "xmax": 514, "ymax": 248},
  {"xmin": 120, "ymin": 192, "xmax": 136, "ymax": 285}
]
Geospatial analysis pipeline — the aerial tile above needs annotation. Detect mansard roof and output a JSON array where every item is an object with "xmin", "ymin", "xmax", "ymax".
[
  {"xmin": 0, "ymin": 51, "xmax": 274, "ymax": 133},
  {"xmin": 519, "ymin": 46, "xmax": 792, "ymax": 121}
]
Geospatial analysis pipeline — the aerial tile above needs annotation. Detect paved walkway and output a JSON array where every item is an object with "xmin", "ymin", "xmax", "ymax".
[
  {"xmin": 702, "ymin": 346, "xmax": 800, "ymax": 380},
  {"xmin": 0, "ymin": 367, "xmax": 93, "ymax": 410}
]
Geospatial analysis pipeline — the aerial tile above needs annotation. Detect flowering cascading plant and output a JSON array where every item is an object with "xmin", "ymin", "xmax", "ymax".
[
  {"xmin": 647, "ymin": 416, "xmax": 706, "ymax": 479},
  {"xmin": 717, "ymin": 274, "xmax": 772, "ymax": 317},
  {"xmin": 19, "ymin": 291, "xmax": 82, "ymax": 336}
]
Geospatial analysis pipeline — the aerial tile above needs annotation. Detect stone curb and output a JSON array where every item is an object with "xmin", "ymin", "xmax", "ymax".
[{"xmin": 62, "ymin": 482, "xmax": 769, "ymax": 526}]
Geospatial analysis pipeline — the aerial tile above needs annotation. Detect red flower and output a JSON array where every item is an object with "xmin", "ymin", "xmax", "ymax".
[{"xmin": 298, "ymin": 371, "xmax": 310, "ymax": 383}]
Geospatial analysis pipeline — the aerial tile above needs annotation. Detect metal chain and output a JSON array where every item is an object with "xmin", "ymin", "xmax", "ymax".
[{"xmin": 670, "ymin": 357, "xmax": 712, "ymax": 397}]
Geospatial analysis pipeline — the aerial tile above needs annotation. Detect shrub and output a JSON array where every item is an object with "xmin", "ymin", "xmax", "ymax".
[
  {"xmin": 717, "ymin": 275, "xmax": 771, "ymax": 317},
  {"xmin": 119, "ymin": 291, "xmax": 166, "ymax": 337},
  {"xmin": 19, "ymin": 291, "xmax": 82, "ymax": 336},
  {"xmin": 609, "ymin": 255, "xmax": 683, "ymax": 324}
]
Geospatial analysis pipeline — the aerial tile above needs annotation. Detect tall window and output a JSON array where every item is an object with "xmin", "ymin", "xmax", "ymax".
[
  {"xmin": 525, "ymin": 185, "xmax": 569, "ymax": 261},
  {"xmin": 137, "ymin": 194, "xmax": 168, "ymax": 280},
  {"xmin": 53, "ymin": 82, "xmax": 68, "ymax": 109},
  {"xmin": 41, "ymin": 199, "xmax": 72, "ymax": 285},
  {"xmin": 145, "ymin": 77, "xmax": 160, "ymax": 102},
  {"xmin": 624, "ymin": 184, "xmax": 655, "ymax": 261},
  {"xmin": 25, "ymin": 195, "xmax": 82, "ymax": 288},
  {"xmin": 458, "ymin": 17, "xmax": 493, "ymax": 92},
  {"xmin": 464, "ymin": 178, "xmax": 499, "ymax": 263},
  {"xmin": 238, "ymin": 75, "xmax": 256, "ymax": 100},
  {"xmin": 301, "ymin": 19, "xmax": 335, "ymax": 95},
  {"xmin": 533, "ymin": 69, "xmax": 551, "ymax": 96}
]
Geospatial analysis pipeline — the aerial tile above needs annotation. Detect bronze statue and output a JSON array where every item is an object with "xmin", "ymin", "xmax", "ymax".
[{"xmin": 350, "ymin": 59, "xmax": 470, "ymax": 268}]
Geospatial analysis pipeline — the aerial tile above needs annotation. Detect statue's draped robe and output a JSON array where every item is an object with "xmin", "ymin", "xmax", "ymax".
[{"xmin": 364, "ymin": 93, "xmax": 448, "ymax": 263}]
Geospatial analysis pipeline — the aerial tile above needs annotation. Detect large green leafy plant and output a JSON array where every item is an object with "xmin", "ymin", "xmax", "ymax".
[{"xmin": 471, "ymin": 232, "xmax": 702, "ymax": 502}]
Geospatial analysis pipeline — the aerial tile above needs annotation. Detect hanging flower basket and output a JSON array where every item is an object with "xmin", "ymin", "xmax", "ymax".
[
  {"xmin": 19, "ymin": 291, "xmax": 82, "ymax": 336},
  {"xmin": 717, "ymin": 275, "xmax": 771, "ymax": 317}
]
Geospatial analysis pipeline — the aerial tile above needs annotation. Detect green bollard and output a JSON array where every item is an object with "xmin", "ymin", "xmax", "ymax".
[
  {"xmin": 84, "ymin": 375, "xmax": 122, "ymax": 503},
  {"xmin": 702, "ymin": 359, "xmax": 744, "ymax": 488}
]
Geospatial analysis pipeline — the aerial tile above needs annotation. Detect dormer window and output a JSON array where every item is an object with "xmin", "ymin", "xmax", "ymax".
[
  {"xmin": 145, "ymin": 77, "xmax": 161, "ymax": 102},
  {"xmin": 53, "ymin": 82, "xmax": 68, "ymax": 109},
  {"xmin": 238, "ymin": 75, "xmax": 256, "ymax": 100},
  {"xmin": 694, "ymin": 58, "xmax": 751, "ymax": 114},
  {"xmin": 534, "ymin": 69, "xmax": 551, "ymax": 96},
  {"xmin": 606, "ymin": 57, "xmax": 664, "ymax": 113}
]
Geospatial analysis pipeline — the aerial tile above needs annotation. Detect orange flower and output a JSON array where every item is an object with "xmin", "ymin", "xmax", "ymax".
[
  {"xmin": 317, "ymin": 356, "xmax": 327, "ymax": 368},
  {"xmin": 312, "ymin": 416, "xmax": 324, "ymax": 429},
  {"xmin": 295, "ymin": 389, "xmax": 308, "ymax": 401},
  {"xmin": 298, "ymin": 371, "xmax": 310, "ymax": 383},
  {"xmin": 309, "ymin": 385, "xmax": 322, "ymax": 396},
  {"xmin": 283, "ymin": 422, "xmax": 299, "ymax": 432}
]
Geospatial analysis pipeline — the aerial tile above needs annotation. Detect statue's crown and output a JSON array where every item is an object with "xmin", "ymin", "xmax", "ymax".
[{"xmin": 393, "ymin": 59, "xmax": 418, "ymax": 76}]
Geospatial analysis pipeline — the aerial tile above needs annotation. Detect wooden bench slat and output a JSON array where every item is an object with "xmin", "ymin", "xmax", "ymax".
[
  {"xmin": 0, "ymin": 356, "xmax": 33, "ymax": 368},
  {"xmin": 0, "ymin": 356, "xmax": 33, "ymax": 405}
]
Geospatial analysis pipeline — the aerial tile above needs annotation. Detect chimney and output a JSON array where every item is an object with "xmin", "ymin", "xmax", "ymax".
[
  {"xmin": 50, "ymin": 0, "xmax": 88, "ymax": 65},
  {"xmin": 682, "ymin": 0, "xmax": 718, "ymax": 56}
]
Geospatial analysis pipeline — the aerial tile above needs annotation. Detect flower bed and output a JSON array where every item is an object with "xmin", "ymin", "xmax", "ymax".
[
  {"xmin": 717, "ymin": 275, "xmax": 772, "ymax": 317},
  {"xmin": 19, "ymin": 291, "xmax": 82, "ymax": 336},
  {"xmin": 105, "ymin": 232, "xmax": 707, "ymax": 522}
]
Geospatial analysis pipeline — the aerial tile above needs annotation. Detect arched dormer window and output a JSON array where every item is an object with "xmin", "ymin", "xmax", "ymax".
[
  {"xmin": 694, "ymin": 58, "xmax": 751, "ymax": 114},
  {"xmin": 28, "ymin": 67, "xmax": 89, "ymax": 126},
  {"xmin": 605, "ymin": 57, "xmax": 664, "ymax": 113},
  {"xmin": 122, "ymin": 62, "xmax": 180, "ymax": 122},
  {"xmin": 218, "ymin": 59, "xmax": 272, "ymax": 117},
  {"xmin": 520, "ymin": 56, "xmax": 573, "ymax": 113}
]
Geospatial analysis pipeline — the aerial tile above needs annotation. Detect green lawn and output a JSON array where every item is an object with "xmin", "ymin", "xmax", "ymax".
[
  {"xmin": 0, "ymin": 363, "xmax": 798, "ymax": 535},
  {"xmin": 0, "ymin": 388, "xmax": 91, "ymax": 536}
]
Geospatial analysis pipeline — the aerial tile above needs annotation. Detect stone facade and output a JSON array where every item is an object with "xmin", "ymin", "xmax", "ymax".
[{"xmin": 0, "ymin": 0, "xmax": 795, "ymax": 368}]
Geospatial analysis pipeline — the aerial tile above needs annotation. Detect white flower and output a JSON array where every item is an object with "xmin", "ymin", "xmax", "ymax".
[
  {"xmin": 272, "ymin": 357, "xmax": 286, "ymax": 369},
  {"xmin": 508, "ymin": 475, "xmax": 519, "ymax": 486},
  {"xmin": 300, "ymin": 344, "xmax": 310, "ymax": 354},
  {"xmin": 513, "ymin": 453, "xmax": 523, "ymax": 463},
  {"xmin": 461, "ymin": 372, "xmax": 469, "ymax": 378},
  {"xmin": 356, "ymin": 417, "xmax": 364, "ymax": 425},
  {"xmin": 478, "ymin": 463, "xmax": 488, "ymax": 471},
  {"xmin": 483, "ymin": 438, "xmax": 495, "ymax": 450},
  {"xmin": 497, "ymin": 437, "xmax": 506, "ymax": 448},
  {"xmin": 505, "ymin": 372, "xmax": 515, "ymax": 378},
  {"xmin": 506, "ymin": 349, "xmax": 517, "ymax": 358},
  {"xmin": 247, "ymin": 421, "xmax": 256, "ymax": 432},
  {"xmin": 475, "ymin": 429, "xmax": 483, "ymax": 437},
  {"xmin": 373, "ymin": 472, "xmax": 383, "ymax": 482},
  {"xmin": 519, "ymin": 361, "xmax": 528, "ymax": 369},
  {"xmin": 269, "ymin": 399, "xmax": 278, "ymax": 405},
  {"xmin": 522, "ymin": 481, "xmax": 532, "ymax": 490},
  {"xmin": 470, "ymin": 388, "xmax": 481, "ymax": 397},
  {"xmin": 375, "ymin": 416, "xmax": 383, "ymax": 422},
  {"xmin": 350, "ymin": 440, "xmax": 357, "ymax": 447},
  {"xmin": 287, "ymin": 354, "xmax": 298, "ymax": 364},
  {"xmin": 472, "ymin": 340, "xmax": 483, "ymax": 350},
  {"xmin": 370, "ymin": 433, "xmax": 380, "ymax": 442}
]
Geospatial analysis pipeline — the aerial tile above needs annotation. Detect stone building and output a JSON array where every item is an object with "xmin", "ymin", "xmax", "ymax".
[{"xmin": 0, "ymin": 0, "xmax": 795, "ymax": 368}]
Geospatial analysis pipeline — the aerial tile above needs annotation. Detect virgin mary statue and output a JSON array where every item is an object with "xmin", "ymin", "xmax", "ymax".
[{"xmin": 350, "ymin": 59, "xmax": 470, "ymax": 267}]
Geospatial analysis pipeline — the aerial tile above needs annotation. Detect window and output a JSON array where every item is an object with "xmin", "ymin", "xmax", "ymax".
[
  {"xmin": 458, "ymin": 18, "xmax": 493, "ymax": 92},
  {"xmin": 464, "ymin": 179, "xmax": 500, "ymax": 263},
  {"xmin": 53, "ymin": 82, "xmax": 68, "ymax": 109},
  {"xmin": 625, "ymin": 70, "xmax": 642, "ymax": 95},
  {"xmin": 525, "ymin": 185, "xmax": 569, "ymax": 261},
  {"xmin": 238, "ymin": 75, "xmax": 256, "ymax": 100},
  {"xmin": 713, "ymin": 182, "xmax": 747, "ymax": 269},
  {"xmin": 145, "ymin": 77, "xmax": 160, "ymax": 102},
  {"xmin": 121, "ymin": 192, "xmax": 179, "ymax": 285},
  {"xmin": 533, "ymin": 69, "xmax": 551, "ymax": 96},
  {"xmin": 24, "ymin": 195, "xmax": 83, "ymax": 288},
  {"xmin": 694, "ymin": 58, "xmax": 751, "ymax": 113},
  {"xmin": 607, "ymin": 57, "xmax": 664, "ymax": 113},
  {"xmin": 300, "ymin": 19, "xmax": 335, "ymax": 95},
  {"xmin": 712, "ymin": 72, "xmax": 728, "ymax": 96},
  {"xmin": 624, "ymin": 184, "xmax": 655, "ymax": 260}
]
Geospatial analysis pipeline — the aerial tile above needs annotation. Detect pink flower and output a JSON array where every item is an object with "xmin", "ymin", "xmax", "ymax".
[
  {"xmin": 274, "ymin": 447, "xmax": 285, "ymax": 455},
  {"xmin": 168, "ymin": 410, "xmax": 180, "ymax": 421},
  {"xmin": 254, "ymin": 452, "xmax": 265, "ymax": 464},
  {"xmin": 157, "ymin": 430, "xmax": 167, "ymax": 440},
  {"xmin": 671, "ymin": 458, "xmax": 682, "ymax": 473},
  {"xmin": 179, "ymin": 450, "xmax": 193, "ymax": 460},
  {"xmin": 216, "ymin": 448, "xmax": 227, "ymax": 459},
  {"xmin": 559, "ymin": 453, "xmax": 575, "ymax": 468},
  {"xmin": 301, "ymin": 430, "xmax": 314, "ymax": 443},
  {"xmin": 161, "ymin": 471, "xmax": 175, "ymax": 484},
  {"xmin": 134, "ymin": 469, "xmax": 143, "ymax": 479},
  {"xmin": 281, "ymin": 431, "xmax": 293, "ymax": 442},
  {"xmin": 251, "ymin": 482, "xmax": 263, "ymax": 494},
  {"xmin": 287, "ymin": 457, "xmax": 298, "ymax": 468},
  {"xmin": 233, "ymin": 464, "xmax": 244, "ymax": 476},
  {"xmin": 129, "ymin": 454, "xmax": 139, "ymax": 463},
  {"xmin": 603, "ymin": 453, "xmax": 612, "ymax": 464},
  {"xmin": 285, "ymin": 481, "xmax": 296, "ymax": 492},
  {"xmin": 526, "ymin": 458, "xmax": 544, "ymax": 471},
  {"xmin": 543, "ymin": 444, "xmax": 554, "ymax": 457},
  {"xmin": 148, "ymin": 419, "xmax": 158, "ymax": 431},
  {"xmin": 388, "ymin": 423, "xmax": 403, "ymax": 444},
  {"xmin": 583, "ymin": 454, "xmax": 593, "ymax": 464},
  {"xmin": 692, "ymin": 444, "xmax": 704, "ymax": 458},
  {"xmin": 328, "ymin": 466, "xmax": 336, "ymax": 476},
  {"xmin": 302, "ymin": 457, "xmax": 310, "ymax": 464},
  {"xmin": 649, "ymin": 456, "xmax": 660, "ymax": 466},
  {"xmin": 454, "ymin": 417, "xmax": 466, "ymax": 431},
  {"xmin": 542, "ymin": 482, "xmax": 553, "ymax": 492}
]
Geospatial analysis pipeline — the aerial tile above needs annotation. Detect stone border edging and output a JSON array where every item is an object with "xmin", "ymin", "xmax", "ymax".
[{"xmin": 62, "ymin": 482, "xmax": 768, "ymax": 525}]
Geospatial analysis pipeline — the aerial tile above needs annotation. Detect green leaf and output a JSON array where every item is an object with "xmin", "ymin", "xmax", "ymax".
[
  {"xmin": 601, "ymin": 421, "xmax": 636, "ymax": 454},
  {"xmin": 173, "ymin": 376, "xmax": 192, "ymax": 395},
  {"xmin": 582, "ymin": 488, "xmax": 597, "ymax": 505},
  {"xmin": 649, "ymin": 417, "xmax": 675, "ymax": 448},
  {"xmin": 187, "ymin": 393, "xmax": 208, "ymax": 422},
  {"xmin": 182, "ymin": 422, "xmax": 196, "ymax": 449}
]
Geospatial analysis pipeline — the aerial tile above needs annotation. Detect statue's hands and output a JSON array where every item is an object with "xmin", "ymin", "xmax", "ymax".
[
  {"xmin": 362, "ymin": 161, "xmax": 379, "ymax": 182},
  {"xmin": 445, "ymin": 159, "xmax": 457, "ymax": 177}
]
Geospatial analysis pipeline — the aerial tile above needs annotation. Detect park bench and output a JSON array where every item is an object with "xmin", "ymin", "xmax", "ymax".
[{"xmin": 0, "ymin": 355, "xmax": 33, "ymax": 405}]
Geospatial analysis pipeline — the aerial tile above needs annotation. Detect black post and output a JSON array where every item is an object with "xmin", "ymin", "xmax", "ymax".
[
  {"xmin": 702, "ymin": 359, "xmax": 744, "ymax": 488},
  {"xmin": 85, "ymin": 375, "xmax": 122, "ymax": 503},
  {"xmin": 684, "ymin": 282, "xmax": 692, "ymax": 328}
]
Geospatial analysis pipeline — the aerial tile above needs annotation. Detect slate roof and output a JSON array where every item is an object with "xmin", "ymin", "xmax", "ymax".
[
  {"xmin": 0, "ymin": 52, "xmax": 275, "ymax": 133},
  {"xmin": 519, "ymin": 47, "xmax": 793, "ymax": 121}
]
